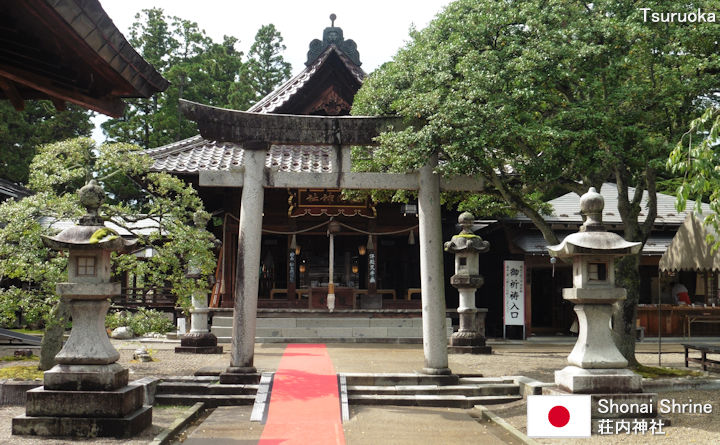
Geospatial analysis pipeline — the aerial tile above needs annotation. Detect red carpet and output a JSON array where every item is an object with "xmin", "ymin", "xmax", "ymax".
[{"xmin": 259, "ymin": 344, "xmax": 345, "ymax": 445}]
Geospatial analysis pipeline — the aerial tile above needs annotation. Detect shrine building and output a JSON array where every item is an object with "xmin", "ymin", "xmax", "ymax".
[{"xmin": 147, "ymin": 19, "xmax": 464, "ymax": 332}]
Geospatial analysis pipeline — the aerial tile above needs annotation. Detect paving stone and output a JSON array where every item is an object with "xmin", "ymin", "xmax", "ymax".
[{"xmin": 352, "ymin": 327, "xmax": 389, "ymax": 338}]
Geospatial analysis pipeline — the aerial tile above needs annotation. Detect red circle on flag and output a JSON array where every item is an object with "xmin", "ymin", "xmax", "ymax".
[{"xmin": 548, "ymin": 405, "xmax": 570, "ymax": 428}]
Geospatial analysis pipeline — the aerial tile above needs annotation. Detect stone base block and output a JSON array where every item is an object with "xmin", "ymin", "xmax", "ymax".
[
  {"xmin": 12, "ymin": 405, "xmax": 151, "ymax": 438},
  {"xmin": 0, "ymin": 381, "xmax": 43, "ymax": 405},
  {"xmin": 448, "ymin": 345, "xmax": 492, "ymax": 354},
  {"xmin": 449, "ymin": 332, "xmax": 491, "ymax": 354},
  {"xmin": 180, "ymin": 332, "xmax": 219, "ymax": 347},
  {"xmin": 175, "ymin": 345, "xmax": 223, "ymax": 354},
  {"xmin": 43, "ymin": 363, "xmax": 128, "ymax": 391},
  {"xmin": 555, "ymin": 366, "xmax": 642, "ymax": 394},
  {"xmin": 26, "ymin": 383, "xmax": 144, "ymax": 418},
  {"xmin": 219, "ymin": 371, "xmax": 261, "ymax": 384}
]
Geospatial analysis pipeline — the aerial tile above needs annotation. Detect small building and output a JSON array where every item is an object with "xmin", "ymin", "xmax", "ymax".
[{"xmin": 481, "ymin": 183, "xmax": 710, "ymax": 337}]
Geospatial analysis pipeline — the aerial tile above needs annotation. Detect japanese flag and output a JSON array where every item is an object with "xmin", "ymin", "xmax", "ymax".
[{"xmin": 527, "ymin": 395, "xmax": 591, "ymax": 438}]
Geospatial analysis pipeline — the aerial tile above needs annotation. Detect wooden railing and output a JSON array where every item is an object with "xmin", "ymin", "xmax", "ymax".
[{"xmin": 112, "ymin": 287, "xmax": 177, "ymax": 309}]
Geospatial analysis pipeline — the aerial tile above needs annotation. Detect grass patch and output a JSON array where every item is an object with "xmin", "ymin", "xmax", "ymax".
[
  {"xmin": 9, "ymin": 329, "xmax": 43, "ymax": 336},
  {"xmin": 0, "ymin": 354, "xmax": 39, "ymax": 362},
  {"xmin": 0, "ymin": 365, "xmax": 43, "ymax": 380},
  {"xmin": 633, "ymin": 364, "xmax": 704, "ymax": 379}
]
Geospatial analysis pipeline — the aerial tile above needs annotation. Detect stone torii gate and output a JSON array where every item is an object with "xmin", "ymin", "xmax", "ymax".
[{"xmin": 179, "ymin": 99, "xmax": 484, "ymax": 379}]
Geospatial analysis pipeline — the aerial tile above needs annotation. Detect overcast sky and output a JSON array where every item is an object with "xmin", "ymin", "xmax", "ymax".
[{"xmin": 93, "ymin": 0, "xmax": 453, "ymax": 142}]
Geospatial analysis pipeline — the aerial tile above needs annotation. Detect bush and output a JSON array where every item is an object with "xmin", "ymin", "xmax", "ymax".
[{"xmin": 105, "ymin": 308, "xmax": 174, "ymax": 336}]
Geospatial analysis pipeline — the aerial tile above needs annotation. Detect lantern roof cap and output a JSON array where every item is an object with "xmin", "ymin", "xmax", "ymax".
[
  {"xmin": 42, "ymin": 180, "xmax": 136, "ymax": 251},
  {"xmin": 444, "ymin": 212, "xmax": 490, "ymax": 254},
  {"xmin": 547, "ymin": 187, "xmax": 640, "ymax": 257}
]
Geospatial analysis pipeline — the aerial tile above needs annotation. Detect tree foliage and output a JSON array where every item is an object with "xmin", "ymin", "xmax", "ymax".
[
  {"xmin": 0, "ymin": 138, "xmax": 217, "ymax": 329},
  {"xmin": 247, "ymin": 24, "xmax": 292, "ymax": 99},
  {"xmin": 353, "ymin": 0, "xmax": 720, "ymax": 360},
  {"xmin": 0, "ymin": 101, "xmax": 92, "ymax": 184},
  {"xmin": 102, "ymin": 10, "xmax": 290, "ymax": 148},
  {"xmin": 668, "ymin": 107, "xmax": 720, "ymax": 245}
]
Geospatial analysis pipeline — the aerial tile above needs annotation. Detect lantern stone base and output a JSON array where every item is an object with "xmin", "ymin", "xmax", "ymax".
[
  {"xmin": 43, "ymin": 363, "xmax": 128, "ymax": 391},
  {"xmin": 448, "ymin": 332, "xmax": 491, "ymax": 354},
  {"xmin": 220, "ymin": 368, "xmax": 261, "ymax": 384},
  {"xmin": 175, "ymin": 332, "xmax": 223, "ymax": 354},
  {"xmin": 12, "ymin": 406, "xmax": 151, "ymax": 438},
  {"xmin": 555, "ymin": 366, "xmax": 642, "ymax": 394},
  {"xmin": 12, "ymin": 383, "xmax": 151, "ymax": 437}
]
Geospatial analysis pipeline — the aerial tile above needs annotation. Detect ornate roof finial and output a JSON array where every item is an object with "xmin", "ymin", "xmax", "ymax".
[{"xmin": 305, "ymin": 14, "xmax": 361, "ymax": 66}]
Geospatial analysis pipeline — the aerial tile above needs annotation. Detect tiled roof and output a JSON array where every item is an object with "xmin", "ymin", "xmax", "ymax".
[
  {"xmin": 147, "ymin": 136, "xmax": 334, "ymax": 174},
  {"xmin": 249, "ymin": 46, "xmax": 364, "ymax": 114},
  {"xmin": 0, "ymin": 178, "xmax": 31, "ymax": 200},
  {"xmin": 509, "ymin": 183, "xmax": 710, "ymax": 227},
  {"xmin": 514, "ymin": 231, "xmax": 675, "ymax": 256},
  {"xmin": 149, "ymin": 45, "xmax": 364, "ymax": 175},
  {"xmin": 51, "ymin": 0, "xmax": 169, "ymax": 98}
]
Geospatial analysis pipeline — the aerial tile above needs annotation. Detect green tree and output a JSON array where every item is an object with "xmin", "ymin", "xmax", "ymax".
[
  {"xmin": 353, "ymin": 0, "xmax": 720, "ymax": 363},
  {"xmin": 669, "ymin": 107, "xmax": 720, "ymax": 235},
  {"xmin": 102, "ymin": 9, "xmax": 251, "ymax": 147},
  {"xmin": 102, "ymin": 11, "xmax": 288, "ymax": 148},
  {"xmin": 247, "ymin": 24, "xmax": 291, "ymax": 99},
  {"xmin": 0, "ymin": 137, "xmax": 216, "ymax": 368},
  {"xmin": 0, "ymin": 101, "xmax": 92, "ymax": 184}
]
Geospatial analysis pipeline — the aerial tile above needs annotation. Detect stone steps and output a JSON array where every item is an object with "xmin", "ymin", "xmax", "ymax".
[
  {"xmin": 341, "ymin": 373, "xmax": 522, "ymax": 408},
  {"xmin": 348, "ymin": 394, "xmax": 522, "ymax": 408},
  {"xmin": 156, "ymin": 382, "xmax": 258, "ymax": 396},
  {"xmin": 154, "ymin": 378, "xmax": 259, "ymax": 407},
  {"xmin": 154, "ymin": 393, "xmax": 256, "ymax": 407},
  {"xmin": 347, "ymin": 383, "xmax": 519, "ymax": 397},
  {"xmin": 210, "ymin": 316, "xmax": 454, "ymax": 343}
]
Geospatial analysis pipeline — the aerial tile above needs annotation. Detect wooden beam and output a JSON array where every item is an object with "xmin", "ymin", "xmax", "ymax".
[
  {"xmin": 0, "ymin": 77, "xmax": 25, "ymax": 111},
  {"xmin": 0, "ymin": 64, "xmax": 125, "ymax": 117},
  {"xmin": 179, "ymin": 99, "xmax": 403, "ymax": 146}
]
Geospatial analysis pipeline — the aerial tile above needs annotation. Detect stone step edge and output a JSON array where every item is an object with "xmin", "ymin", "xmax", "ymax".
[
  {"xmin": 154, "ymin": 394, "xmax": 256, "ymax": 407},
  {"xmin": 215, "ymin": 337, "xmax": 426, "ymax": 344},
  {"xmin": 348, "ymin": 394, "xmax": 522, "ymax": 408}
]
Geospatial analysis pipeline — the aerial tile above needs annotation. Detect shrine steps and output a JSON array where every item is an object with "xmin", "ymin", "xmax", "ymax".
[
  {"xmin": 151, "ymin": 374, "xmax": 523, "ymax": 411},
  {"xmin": 342, "ymin": 374, "xmax": 522, "ymax": 409},
  {"xmin": 209, "ymin": 314, "xmax": 454, "ymax": 343},
  {"xmin": 154, "ymin": 376, "xmax": 257, "ymax": 407}
]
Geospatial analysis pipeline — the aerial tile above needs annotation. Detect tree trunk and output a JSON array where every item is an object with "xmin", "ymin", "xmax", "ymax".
[
  {"xmin": 38, "ymin": 299, "xmax": 70, "ymax": 371},
  {"xmin": 612, "ymin": 254, "xmax": 640, "ymax": 366}
]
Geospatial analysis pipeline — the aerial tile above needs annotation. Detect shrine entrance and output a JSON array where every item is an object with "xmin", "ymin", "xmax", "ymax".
[{"xmin": 176, "ymin": 98, "xmax": 484, "ymax": 378}]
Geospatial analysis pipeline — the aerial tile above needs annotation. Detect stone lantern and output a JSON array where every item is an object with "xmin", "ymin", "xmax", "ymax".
[
  {"xmin": 13, "ymin": 180, "xmax": 151, "ymax": 438},
  {"xmin": 547, "ymin": 187, "xmax": 642, "ymax": 393},
  {"xmin": 176, "ymin": 211, "xmax": 223, "ymax": 354},
  {"xmin": 444, "ymin": 212, "xmax": 491, "ymax": 354}
]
